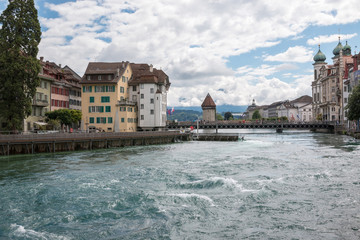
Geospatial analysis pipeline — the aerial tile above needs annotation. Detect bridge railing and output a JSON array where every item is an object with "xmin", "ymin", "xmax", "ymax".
[{"xmin": 0, "ymin": 131, "xmax": 184, "ymax": 143}]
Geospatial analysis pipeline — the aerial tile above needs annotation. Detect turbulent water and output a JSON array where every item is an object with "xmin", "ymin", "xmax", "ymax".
[{"xmin": 1, "ymin": 130, "xmax": 360, "ymax": 239}]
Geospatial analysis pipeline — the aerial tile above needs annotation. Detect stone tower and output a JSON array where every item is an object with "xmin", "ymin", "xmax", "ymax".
[{"xmin": 201, "ymin": 93, "xmax": 216, "ymax": 121}]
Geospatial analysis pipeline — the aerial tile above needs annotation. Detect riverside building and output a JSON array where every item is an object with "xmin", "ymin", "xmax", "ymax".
[
  {"xmin": 24, "ymin": 58, "xmax": 81, "ymax": 132},
  {"xmin": 312, "ymin": 39, "xmax": 353, "ymax": 122},
  {"xmin": 80, "ymin": 62, "xmax": 170, "ymax": 132}
]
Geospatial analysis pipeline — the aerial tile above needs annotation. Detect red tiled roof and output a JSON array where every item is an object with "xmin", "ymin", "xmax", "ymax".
[
  {"xmin": 128, "ymin": 63, "xmax": 170, "ymax": 89},
  {"xmin": 80, "ymin": 62, "xmax": 129, "ymax": 84},
  {"xmin": 201, "ymin": 93, "xmax": 216, "ymax": 108}
]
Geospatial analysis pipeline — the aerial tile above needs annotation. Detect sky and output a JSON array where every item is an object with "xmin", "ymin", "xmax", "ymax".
[{"xmin": 1, "ymin": 0, "xmax": 360, "ymax": 107}]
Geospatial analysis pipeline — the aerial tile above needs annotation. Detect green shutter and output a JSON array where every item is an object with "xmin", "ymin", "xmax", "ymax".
[
  {"xmin": 106, "ymin": 106, "xmax": 111, "ymax": 112},
  {"xmin": 108, "ymin": 117, "xmax": 113, "ymax": 124},
  {"xmin": 89, "ymin": 86, "xmax": 92, "ymax": 92},
  {"xmin": 83, "ymin": 86, "xmax": 85, "ymax": 92},
  {"xmin": 101, "ymin": 106, "xmax": 104, "ymax": 112},
  {"xmin": 90, "ymin": 117, "xmax": 94, "ymax": 123},
  {"xmin": 89, "ymin": 106, "xmax": 91, "ymax": 113}
]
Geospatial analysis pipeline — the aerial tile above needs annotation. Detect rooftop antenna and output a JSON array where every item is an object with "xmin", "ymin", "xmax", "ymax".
[{"xmin": 355, "ymin": 46, "xmax": 357, "ymax": 55}]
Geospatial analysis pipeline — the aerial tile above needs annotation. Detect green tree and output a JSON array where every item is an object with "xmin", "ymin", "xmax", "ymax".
[
  {"xmin": 224, "ymin": 112, "xmax": 233, "ymax": 120},
  {"xmin": 46, "ymin": 109, "xmax": 82, "ymax": 128},
  {"xmin": 216, "ymin": 113, "xmax": 223, "ymax": 120},
  {"xmin": 0, "ymin": 0, "xmax": 41, "ymax": 131},
  {"xmin": 252, "ymin": 110, "xmax": 261, "ymax": 120},
  {"xmin": 346, "ymin": 84, "xmax": 360, "ymax": 121}
]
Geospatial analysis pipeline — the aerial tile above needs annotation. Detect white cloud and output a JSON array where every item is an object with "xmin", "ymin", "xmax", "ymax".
[
  {"xmin": 307, "ymin": 33, "xmax": 358, "ymax": 45},
  {"xmin": 264, "ymin": 46, "xmax": 314, "ymax": 63},
  {"xmin": 21, "ymin": 0, "xmax": 360, "ymax": 106}
]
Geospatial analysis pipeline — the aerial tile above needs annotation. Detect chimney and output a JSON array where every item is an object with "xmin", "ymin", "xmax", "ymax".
[
  {"xmin": 59, "ymin": 64, "xmax": 61, "ymax": 68},
  {"xmin": 150, "ymin": 64, "xmax": 153, "ymax": 72},
  {"xmin": 40, "ymin": 56, "xmax": 44, "ymax": 62}
]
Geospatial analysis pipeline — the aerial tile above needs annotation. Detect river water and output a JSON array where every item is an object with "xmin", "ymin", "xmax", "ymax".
[{"xmin": 1, "ymin": 130, "xmax": 360, "ymax": 239}]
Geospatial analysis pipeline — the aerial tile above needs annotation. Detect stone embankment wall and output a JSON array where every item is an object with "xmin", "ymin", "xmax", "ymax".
[{"xmin": 0, "ymin": 132, "xmax": 190, "ymax": 156}]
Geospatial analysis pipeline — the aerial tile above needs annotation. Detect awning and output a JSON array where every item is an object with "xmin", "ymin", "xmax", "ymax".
[{"xmin": 34, "ymin": 122, "xmax": 48, "ymax": 126}]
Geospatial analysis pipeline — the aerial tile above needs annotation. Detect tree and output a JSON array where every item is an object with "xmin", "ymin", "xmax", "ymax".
[
  {"xmin": 224, "ymin": 112, "xmax": 233, "ymax": 120},
  {"xmin": 46, "ymin": 109, "xmax": 82, "ymax": 129},
  {"xmin": 0, "ymin": 0, "xmax": 41, "ymax": 131},
  {"xmin": 346, "ymin": 84, "xmax": 360, "ymax": 121},
  {"xmin": 252, "ymin": 110, "xmax": 261, "ymax": 120},
  {"xmin": 216, "ymin": 113, "xmax": 223, "ymax": 120}
]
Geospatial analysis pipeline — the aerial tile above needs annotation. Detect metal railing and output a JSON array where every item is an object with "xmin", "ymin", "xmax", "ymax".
[{"xmin": 0, "ymin": 131, "xmax": 184, "ymax": 143}]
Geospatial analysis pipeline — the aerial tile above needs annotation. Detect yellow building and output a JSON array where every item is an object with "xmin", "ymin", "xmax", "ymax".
[
  {"xmin": 80, "ymin": 62, "xmax": 137, "ymax": 132},
  {"xmin": 24, "ymin": 65, "xmax": 54, "ymax": 132}
]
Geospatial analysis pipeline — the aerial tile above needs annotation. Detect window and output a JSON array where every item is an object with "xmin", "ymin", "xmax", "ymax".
[
  {"xmin": 150, "ymin": 98, "xmax": 154, "ymax": 104},
  {"xmin": 109, "ymin": 86, "xmax": 115, "ymax": 92},
  {"xmin": 133, "ymin": 86, "xmax": 136, "ymax": 91},
  {"xmin": 120, "ymin": 107, "xmax": 126, "ymax": 112},
  {"xmin": 121, "ymin": 118, "xmax": 125, "ymax": 123},
  {"xmin": 105, "ymin": 106, "xmax": 111, "ymax": 112},
  {"xmin": 344, "ymin": 98, "xmax": 348, "ymax": 103},
  {"xmin": 128, "ymin": 107, "xmax": 132, "ymax": 112},
  {"xmin": 90, "ymin": 97, "xmax": 94, "ymax": 103},
  {"xmin": 141, "ymin": 104, "xmax": 144, "ymax": 109},
  {"xmin": 108, "ymin": 75, "xmax": 112, "ymax": 80},
  {"xmin": 98, "ymin": 75, "xmax": 102, "ymax": 80},
  {"xmin": 96, "ymin": 117, "xmax": 106, "ymax": 124},
  {"xmin": 150, "ymin": 109, "xmax": 154, "ymax": 115},
  {"xmin": 140, "ymin": 84, "xmax": 144, "ymax": 89},
  {"xmin": 120, "ymin": 87, "xmax": 124, "ymax": 93},
  {"xmin": 344, "ymin": 86, "xmax": 347, "ymax": 92},
  {"xmin": 150, "ymin": 88, "xmax": 154, "ymax": 93},
  {"xmin": 89, "ymin": 106, "xmax": 104, "ymax": 113},
  {"xmin": 90, "ymin": 117, "xmax": 94, "ymax": 123},
  {"xmin": 141, "ymin": 94, "xmax": 144, "ymax": 99},
  {"xmin": 141, "ymin": 115, "xmax": 144, "ymax": 120},
  {"xmin": 101, "ymin": 96, "xmax": 110, "ymax": 103},
  {"xmin": 83, "ymin": 86, "xmax": 92, "ymax": 92},
  {"xmin": 108, "ymin": 117, "xmax": 113, "ymax": 124},
  {"xmin": 122, "ymin": 76, "xmax": 125, "ymax": 82},
  {"xmin": 87, "ymin": 75, "xmax": 91, "ymax": 80}
]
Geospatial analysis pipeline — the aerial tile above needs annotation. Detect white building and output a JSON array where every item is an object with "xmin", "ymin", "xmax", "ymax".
[{"xmin": 128, "ymin": 64, "xmax": 170, "ymax": 131}]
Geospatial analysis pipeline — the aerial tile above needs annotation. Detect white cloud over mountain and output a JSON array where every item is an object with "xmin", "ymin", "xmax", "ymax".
[{"xmin": 23, "ymin": 0, "xmax": 360, "ymax": 106}]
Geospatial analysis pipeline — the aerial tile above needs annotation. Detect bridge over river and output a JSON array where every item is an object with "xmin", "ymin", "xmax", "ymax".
[{"xmin": 167, "ymin": 121, "xmax": 336, "ymax": 132}]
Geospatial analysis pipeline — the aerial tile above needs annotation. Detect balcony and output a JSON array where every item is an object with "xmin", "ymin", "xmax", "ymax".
[
  {"xmin": 116, "ymin": 99, "xmax": 136, "ymax": 106},
  {"xmin": 33, "ymin": 99, "xmax": 49, "ymax": 107}
]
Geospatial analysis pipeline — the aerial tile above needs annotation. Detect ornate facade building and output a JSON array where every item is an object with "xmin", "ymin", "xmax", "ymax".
[{"xmin": 312, "ymin": 39, "xmax": 353, "ymax": 122}]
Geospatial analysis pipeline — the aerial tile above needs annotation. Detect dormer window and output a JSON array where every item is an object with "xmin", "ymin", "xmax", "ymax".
[
  {"xmin": 87, "ymin": 75, "xmax": 90, "ymax": 80},
  {"xmin": 98, "ymin": 75, "xmax": 102, "ymax": 80}
]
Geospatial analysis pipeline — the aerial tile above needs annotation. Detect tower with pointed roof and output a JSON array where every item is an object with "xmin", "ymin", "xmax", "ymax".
[{"xmin": 201, "ymin": 93, "xmax": 216, "ymax": 121}]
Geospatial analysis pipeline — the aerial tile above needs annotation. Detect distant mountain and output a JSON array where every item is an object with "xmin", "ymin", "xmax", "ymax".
[
  {"xmin": 167, "ymin": 109, "xmax": 202, "ymax": 121},
  {"xmin": 171, "ymin": 105, "xmax": 248, "ymax": 113}
]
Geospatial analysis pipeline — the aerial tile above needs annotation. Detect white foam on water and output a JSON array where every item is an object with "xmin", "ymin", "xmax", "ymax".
[
  {"xmin": 10, "ymin": 224, "xmax": 70, "ymax": 240},
  {"xmin": 210, "ymin": 177, "xmax": 258, "ymax": 192},
  {"xmin": 169, "ymin": 193, "xmax": 216, "ymax": 206}
]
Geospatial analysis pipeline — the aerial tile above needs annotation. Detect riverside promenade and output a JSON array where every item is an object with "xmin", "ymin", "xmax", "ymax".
[{"xmin": 0, "ymin": 131, "xmax": 191, "ymax": 156}]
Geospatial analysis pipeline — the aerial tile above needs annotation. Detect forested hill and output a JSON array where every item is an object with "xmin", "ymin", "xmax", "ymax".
[
  {"xmin": 167, "ymin": 105, "xmax": 248, "ymax": 121},
  {"xmin": 167, "ymin": 110, "xmax": 201, "ymax": 122},
  {"xmin": 172, "ymin": 105, "xmax": 248, "ymax": 113}
]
